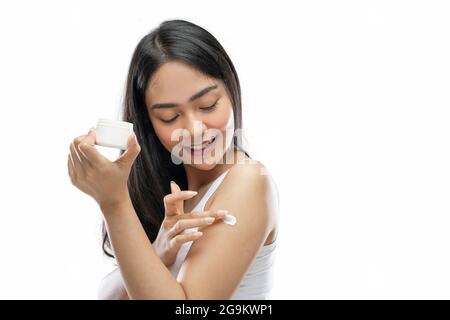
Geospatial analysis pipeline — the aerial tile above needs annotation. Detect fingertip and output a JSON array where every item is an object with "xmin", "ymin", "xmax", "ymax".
[
  {"xmin": 214, "ymin": 210, "xmax": 226, "ymax": 218},
  {"xmin": 126, "ymin": 132, "xmax": 139, "ymax": 151},
  {"xmin": 133, "ymin": 132, "xmax": 141, "ymax": 146},
  {"xmin": 128, "ymin": 134, "xmax": 134, "ymax": 145},
  {"xmin": 170, "ymin": 180, "xmax": 178, "ymax": 187}
]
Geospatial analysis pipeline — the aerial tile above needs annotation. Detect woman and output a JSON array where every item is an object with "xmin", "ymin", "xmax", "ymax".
[{"xmin": 68, "ymin": 19, "xmax": 279, "ymax": 300}]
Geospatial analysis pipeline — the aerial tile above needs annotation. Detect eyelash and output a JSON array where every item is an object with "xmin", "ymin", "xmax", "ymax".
[{"xmin": 161, "ymin": 101, "xmax": 219, "ymax": 124}]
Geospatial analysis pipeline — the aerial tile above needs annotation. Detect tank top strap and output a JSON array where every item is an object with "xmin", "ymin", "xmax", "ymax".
[{"xmin": 193, "ymin": 168, "xmax": 231, "ymax": 212}]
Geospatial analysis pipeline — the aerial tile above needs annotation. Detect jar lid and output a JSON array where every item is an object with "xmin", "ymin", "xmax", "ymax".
[{"xmin": 97, "ymin": 118, "xmax": 133, "ymax": 130}]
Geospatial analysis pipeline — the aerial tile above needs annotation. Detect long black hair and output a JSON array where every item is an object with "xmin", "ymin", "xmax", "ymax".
[{"xmin": 102, "ymin": 19, "xmax": 250, "ymax": 258}]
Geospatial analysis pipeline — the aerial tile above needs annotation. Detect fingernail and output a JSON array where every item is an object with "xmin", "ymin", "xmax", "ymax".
[
  {"xmin": 187, "ymin": 191, "xmax": 198, "ymax": 195},
  {"xmin": 216, "ymin": 209, "xmax": 228, "ymax": 215},
  {"xmin": 205, "ymin": 217, "xmax": 215, "ymax": 224},
  {"xmin": 170, "ymin": 180, "xmax": 175, "ymax": 185}
]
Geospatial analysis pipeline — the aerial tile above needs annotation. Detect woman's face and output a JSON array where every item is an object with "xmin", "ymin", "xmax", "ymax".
[{"xmin": 145, "ymin": 60, "xmax": 235, "ymax": 170}]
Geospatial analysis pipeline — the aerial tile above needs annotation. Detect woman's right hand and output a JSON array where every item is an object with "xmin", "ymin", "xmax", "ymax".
[{"xmin": 153, "ymin": 180, "xmax": 227, "ymax": 267}]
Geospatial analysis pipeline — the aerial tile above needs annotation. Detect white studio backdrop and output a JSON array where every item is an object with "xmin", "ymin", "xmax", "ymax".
[{"xmin": 0, "ymin": 0, "xmax": 449, "ymax": 299}]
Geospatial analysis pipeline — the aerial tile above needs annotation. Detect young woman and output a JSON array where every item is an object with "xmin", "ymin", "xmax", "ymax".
[{"xmin": 68, "ymin": 19, "xmax": 279, "ymax": 300}]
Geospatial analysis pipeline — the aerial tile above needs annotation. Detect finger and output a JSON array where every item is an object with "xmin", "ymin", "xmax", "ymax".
[
  {"xmin": 163, "ymin": 190, "xmax": 197, "ymax": 216},
  {"xmin": 170, "ymin": 180, "xmax": 184, "ymax": 216},
  {"xmin": 167, "ymin": 217, "xmax": 216, "ymax": 238},
  {"xmin": 115, "ymin": 131, "xmax": 141, "ymax": 168},
  {"xmin": 72, "ymin": 133, "xmax": 91, "ymax": 167},
  {"xmin": 73, "ymin": 133, "xmax": 88, "ymax": 153},
  {"xmin": 183, "ymin": 209, "xmax": 228, "ymax": 220},
  {"xmin": 169, "ymin": 231, "xmax": 203, "ymax": 249},
  {"xmin": 78, "ymin": 128, "xmax": 108, "ymax": 167},
  {"xmin": 67, "ymin": 153, "xmax": 74, "ymax": 180},
  {"xmin": 69, "ymin": 142, "xmax": 85, "ymax": 173}
]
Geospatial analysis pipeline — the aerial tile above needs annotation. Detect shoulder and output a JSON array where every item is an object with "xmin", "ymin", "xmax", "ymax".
[
  {"xmin": 210, "ymin": 159, "xmax": 279, "ymax": 236},
  {"xmin": 177, "ymin": 159, "xmax": 279, "ymax": 298},
  {"xmin": 226, "ymin": 159, "xmax": 279, "ymax": 208}
]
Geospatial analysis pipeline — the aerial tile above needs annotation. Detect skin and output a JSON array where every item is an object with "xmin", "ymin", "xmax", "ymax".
[
  {"xmin": 146, "ymin": 60, "xmax": 238, "ymax": 193},
  {"xmin": 145, "ymin": 60, "xmax": 278, "ymax": 246},
  {"xmin": 69, "ymin": 60, "xmax": 279, "ymax": 299}
]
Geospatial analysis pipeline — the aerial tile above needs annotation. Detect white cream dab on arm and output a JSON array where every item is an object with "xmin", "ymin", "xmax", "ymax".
[
  {"xmin": 95, "ymin": 118, "xmax": 134, "ymax": 150},
  {"xmin": 223, "ymin": 213, "xmax": 237, "ymax": 226}
]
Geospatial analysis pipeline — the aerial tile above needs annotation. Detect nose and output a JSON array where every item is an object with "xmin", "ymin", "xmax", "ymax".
[{"xmin": 184, "ymin": 114, "xmax": 208, "ymax": 144}]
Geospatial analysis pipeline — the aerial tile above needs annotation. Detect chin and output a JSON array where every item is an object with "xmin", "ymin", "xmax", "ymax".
[
  {"xmin": 182, "ymin": 149, "xmax": 225, "ymax": 170},
  {"xmin": 187, "ymin": 162, "xmax": 218, "ymax": 171}
]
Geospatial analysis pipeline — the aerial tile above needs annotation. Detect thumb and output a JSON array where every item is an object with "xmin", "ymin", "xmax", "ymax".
[
  {"xmin": 169, "ymin": 180, "xmax": 184, "ymax": 215},
  {"xmin": 115, "ymin": 132, "xmax": 141, "ymax": 167},
  {"xmin": 170, "ymin": 180, "xmax": 181, "ymax": 194}
]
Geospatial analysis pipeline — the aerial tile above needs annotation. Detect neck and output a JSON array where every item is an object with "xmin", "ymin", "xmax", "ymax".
[{"xmin": 183, "ymin": 147, "xmax": 246, "ymax": 191}]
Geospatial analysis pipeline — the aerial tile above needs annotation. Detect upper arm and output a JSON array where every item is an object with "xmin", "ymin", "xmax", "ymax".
[{"xmin": 176, "ymin": 162, "xmax": 278, "ymax": 299}]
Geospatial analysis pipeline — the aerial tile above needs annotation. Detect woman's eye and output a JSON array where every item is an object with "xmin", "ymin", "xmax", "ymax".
[
  {"xmin": 200, "ymin": 101, "xmax": 218, "ymax": 111},
  {"xmin": 160, "ymin": 101, "xmax": 218, "ymax": 124},
  {"xmin": 161, "ymin": 115, "xmax": 179, "ymax": 124}
]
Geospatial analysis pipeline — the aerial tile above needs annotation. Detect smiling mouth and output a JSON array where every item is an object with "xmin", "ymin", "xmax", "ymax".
[{"xmin": 186, "ymin": 136, "xmax": 216, "ymax": 152}]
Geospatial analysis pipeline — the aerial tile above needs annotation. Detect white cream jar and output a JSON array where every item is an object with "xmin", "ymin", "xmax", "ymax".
[{"xmin": 95, "ymin": 118, "xmax": 134, "ymax": 150}]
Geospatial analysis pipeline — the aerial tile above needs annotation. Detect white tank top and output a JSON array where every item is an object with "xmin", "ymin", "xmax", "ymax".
[{"xmin": 168, "ymin": 168, "xmax": 277, "ymax": 299}]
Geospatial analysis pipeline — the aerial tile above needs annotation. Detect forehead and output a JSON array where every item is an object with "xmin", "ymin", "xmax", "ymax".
[{"xmin": 145, "ymin": 60, "xmax": 219, "ymax": 105}]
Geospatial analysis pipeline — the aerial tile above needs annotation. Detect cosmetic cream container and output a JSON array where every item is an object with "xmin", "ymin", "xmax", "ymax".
[{"xmin": 95, "ymin": 118, "xmax": 134, "ymax": 150}]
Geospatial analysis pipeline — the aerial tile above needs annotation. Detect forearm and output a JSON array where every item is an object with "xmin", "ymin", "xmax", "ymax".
[
  {"xmin": 98, "ymin": 267, "xmax": 129, "ymax": 300},
  {"xmin": 101, "ymin": 197, "xmax": 187, "ymax": 300}
]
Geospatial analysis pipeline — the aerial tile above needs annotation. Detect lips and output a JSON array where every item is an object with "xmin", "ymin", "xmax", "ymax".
[{"xmin": 188, "ymin": 136, "xmax": 216, "ymax": 151}]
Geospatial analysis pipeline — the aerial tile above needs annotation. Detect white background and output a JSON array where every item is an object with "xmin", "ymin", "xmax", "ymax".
[{"xmin": 0, "ymin": 0, "xmax": 449, "ymax": 299}]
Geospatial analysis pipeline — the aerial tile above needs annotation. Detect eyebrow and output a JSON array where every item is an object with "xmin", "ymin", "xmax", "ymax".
[{"xmin": 150, "ymin": 84, "xmax": 218, "ymax": 110}]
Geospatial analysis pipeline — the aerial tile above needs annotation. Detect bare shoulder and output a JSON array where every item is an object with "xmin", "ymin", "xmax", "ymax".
[
  {"xmin": 177, "ymin": 159, "xmax": 280, "ymax": 298},
  {"xmin": 206, "ymin": 159, "xmax": 279, "ymax": 239}
]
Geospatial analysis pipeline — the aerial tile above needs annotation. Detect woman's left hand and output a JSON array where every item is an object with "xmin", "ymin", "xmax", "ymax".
[{"xmin": 67, "ymin": 127, "xmax": 141, "ymax": 210}]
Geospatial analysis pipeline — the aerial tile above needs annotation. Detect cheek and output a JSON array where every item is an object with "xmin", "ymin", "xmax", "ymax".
[
  {"xmin": 208, "ymin": 106, "xmax": 234, "ymax": 131},
  {"xmin": 150, "ymin": 119, "xmax": 175, "ymax": 150},
  {"xmin": 207, "ymin": 107, "xmax": 235, "ymax": 150}
]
